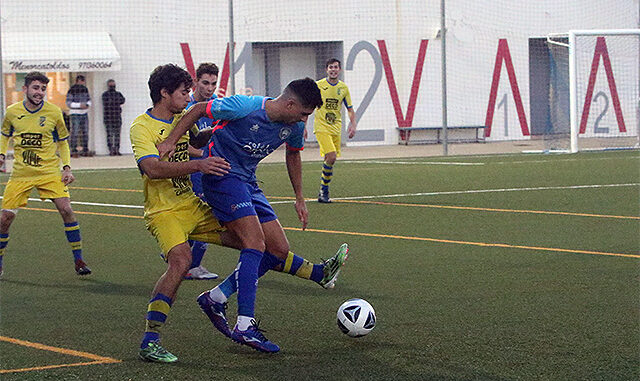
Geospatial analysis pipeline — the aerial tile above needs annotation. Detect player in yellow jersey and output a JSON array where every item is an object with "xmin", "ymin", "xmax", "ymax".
[
  {"xmin": 0, "ymin": 72, "xmax": 91, "ymax": 279},
  {"xmin": 313, "ymin": 58, "xmax": 357, "ymax": 203},
  {"xmin": 135, "ymin": 64, "xmax": 349, "ymax": 362}
]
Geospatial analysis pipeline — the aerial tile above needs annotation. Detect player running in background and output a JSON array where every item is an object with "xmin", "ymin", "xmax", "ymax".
[
  {"xmin": 135, "ymin": 65, "xmax": 347, "ymax": 361},
  {"xmin": 313, "ymin": 58, "xmax": 357, "ymax": 203},
  {"xmin": 158, "ymin": 77, "xmax": 346, "ymax": 353},
  {"xmin": 0, "ymin": 71, "xmax": 91, "ymax": 279},
  {"xmin": 183, "ymin": 62, "xmax": 223, "ymax": 280}
]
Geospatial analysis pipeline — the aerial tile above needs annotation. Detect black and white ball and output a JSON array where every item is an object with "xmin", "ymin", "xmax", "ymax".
[{"xmin": 336, "ymin": 298, "xmax": 376, "ymax": 337}]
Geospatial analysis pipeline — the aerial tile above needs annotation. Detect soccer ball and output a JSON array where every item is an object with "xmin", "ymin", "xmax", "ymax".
[{"xmin": 336, "ymin": 298, "xmax": 376, "ymax": 337}]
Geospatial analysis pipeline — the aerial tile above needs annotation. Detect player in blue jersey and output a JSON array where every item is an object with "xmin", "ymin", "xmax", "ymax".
[
  {"xmin": 183, "ymin": 63, "xmax": 222, "ymax": 280},
  {"xmin": 158, "ymin": 78, "xmax": 346, "ymax": 353}
]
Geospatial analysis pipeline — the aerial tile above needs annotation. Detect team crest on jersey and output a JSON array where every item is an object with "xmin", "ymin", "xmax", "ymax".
[
  {"xmin": 279, "ymin": 127, "xmax": 292, "ymax": 140},
  {"xmin": 39, "ymin": 116, "xmax": 46, "ymax": 127},
  {"xmin": 337, "ymin": 88, "xmax": 342, "ymax": 95}
]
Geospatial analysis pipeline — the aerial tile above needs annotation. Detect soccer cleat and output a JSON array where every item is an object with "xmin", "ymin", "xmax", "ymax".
[
  {"xmin": 184, "ymin": 265, "xmax": 219, "ymax": 280},
  {"xmin": 74, "ymin": 259, "xmax": 91, "ymax": 276},
  {"xmin": 139, "ymin": 341, "xmax": 178, "ymax": 363},
  {"xmin": 196, "ymin": 291, "xmax": 232, "ymax": 338},
  {"xmin": 317, "ymin": 188, "xmax": 332, "ymax": 203},
  {"xmin": 319, "ymin": 243, "xmax": 349, "ymax": 289},
  {"xmin": 231, "ymin": 319, "xmax": 280, "ymax": 353}
]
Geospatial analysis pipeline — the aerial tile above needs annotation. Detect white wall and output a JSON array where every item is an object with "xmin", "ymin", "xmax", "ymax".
[{"xmin": 2, "ymin": 0, "xmax": 638, "ymax": 152}]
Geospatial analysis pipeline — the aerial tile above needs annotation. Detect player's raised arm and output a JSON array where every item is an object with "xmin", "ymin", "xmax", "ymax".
[{"xmin": 157, "ymin": 102, "xmax": 208, "ymax": 158}]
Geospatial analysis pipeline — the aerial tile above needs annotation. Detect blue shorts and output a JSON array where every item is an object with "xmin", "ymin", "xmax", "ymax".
[
  {"xmin": 202, "ymin": 175, "xmax": 278, "ymax": 224},
  {"xmin": 191, "ymin": 171, "xmax": 204, "ymax": 199}
]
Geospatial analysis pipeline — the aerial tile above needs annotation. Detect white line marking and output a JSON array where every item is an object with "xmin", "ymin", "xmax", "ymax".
[
  {"xmin": 4, "ymin": 183, "xmax": 637, "ymax": 209},
  {"xmin": 270, "ymin": 183, "xmax": 640, "ymax": 204},
  {"xmin": 343, "ymin": 160, "xmax": 484, "ymax": 166},
  {"xmin": 0, "ymin": 197, "xmax": 144, "ymax": 209}
]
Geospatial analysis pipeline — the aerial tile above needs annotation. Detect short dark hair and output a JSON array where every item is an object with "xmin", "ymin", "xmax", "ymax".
[
  {"xmin": 24, "ymin": 72, "xmax": 49, "ymax": 86},
  {"xmin": 148, "ymin": 64, "xmax": 193, "ymax": 104},
  {"xmin": 326, "ymin": 58, "xmax": 341, "ymax": 68},
  {"xmin": 76, "ymin": 75, "xmax": 86, "ymax": 82},
  {"xmin": 196, "ymin": 63, "xmax": 219, "ymax": 80},
  {"xmin": 107, "ymin": 79, "xmax": 115, "ymax": 84},
  {"xmin": 284, "ymin": 77, "xmax": 323, "ymax": 109}
]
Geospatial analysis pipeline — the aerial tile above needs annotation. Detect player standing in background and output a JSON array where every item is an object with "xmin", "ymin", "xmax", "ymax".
[
  {"xmin": 313, "ymin": 58, "xmax": 357, "ymax": 203},
  {"xmin": 183, "ymin": 62, "xmax": 223, "ymax": 280},
  {"xmin": 0, "ymin": 71, "xmax": 91, "ymax": 279},
  {"xmin": 135, "ymin": 65, "xmax": 347, "ymax": 361},
  {"xmin": 158, "ymin": 78, "xmax": 348, "ymax": 353}
]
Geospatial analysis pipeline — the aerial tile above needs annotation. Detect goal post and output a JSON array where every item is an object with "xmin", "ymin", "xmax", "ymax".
[{"xmin": 568, "ymin": 29, "xmax": 640, "ymax": 153}]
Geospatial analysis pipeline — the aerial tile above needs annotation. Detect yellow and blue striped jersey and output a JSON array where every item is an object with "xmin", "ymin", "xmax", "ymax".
[
  {"xmin": 313, "ymin": 78, "xmax": 353, "ymax": 135},
  {"xmin": 130, "ymin": 110, "xmax": 199, "ymax": 217},
  {"xmin": 1, "ymin": 101, "xmax": 69, "ymax": 179}
]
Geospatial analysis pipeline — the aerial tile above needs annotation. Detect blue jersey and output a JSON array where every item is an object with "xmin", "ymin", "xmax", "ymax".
[
  {"xmin": 187, "ymin": 94, "xmax": 218, "ymax": 131},
  {"xmin": 204, "ymin": 95, "xmax": 305, "ymax": 182}
]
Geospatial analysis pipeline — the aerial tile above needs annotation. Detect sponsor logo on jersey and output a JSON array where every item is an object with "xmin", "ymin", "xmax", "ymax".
[
  {"xmin": 20, "ymin": 133, "xmax": 43, "ymax": 147},
  {"xmin": 242, "ymin": 142, "xmax": 275, "ymax": 158}
]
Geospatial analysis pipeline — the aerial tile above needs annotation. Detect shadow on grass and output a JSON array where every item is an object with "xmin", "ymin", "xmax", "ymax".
[{"xmin": 1, "ymin": 277, "xmax": 149, "ymax": 297}]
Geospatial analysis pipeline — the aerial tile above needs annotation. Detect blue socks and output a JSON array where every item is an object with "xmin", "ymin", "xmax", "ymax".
[{"xmin": 236, "ymin": 248, "xmax": 263, "ymax": 317}]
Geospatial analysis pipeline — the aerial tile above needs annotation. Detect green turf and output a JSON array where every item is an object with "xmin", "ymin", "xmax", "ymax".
[{"xmin": 0, "ymin": 151, "xmax": 638, "ymax": 380}]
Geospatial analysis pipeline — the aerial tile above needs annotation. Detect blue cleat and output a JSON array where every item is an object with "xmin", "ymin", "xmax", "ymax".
[
  {"xmin": 231, "ymin": 319, "xmax": 280, "ymax": 353},
  {"xmin": 197, "ymin": 291, "xmax": 231, "ymax": 338}
]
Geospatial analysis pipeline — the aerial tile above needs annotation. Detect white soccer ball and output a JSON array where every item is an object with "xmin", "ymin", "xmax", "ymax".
[{"xmin": 336, "ymin": 298, "xmax": 376, "ymax": 337}]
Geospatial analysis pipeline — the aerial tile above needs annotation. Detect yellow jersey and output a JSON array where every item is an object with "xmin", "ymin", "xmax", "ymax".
[
  {"xmin": 313, "ymin": 78, "xmax": 353, "ymax": 135},
  {"xmin": 1, "ymin": 101, "xmax": 69, "ymax": 180},
  {"xmin": 130, "ymin": 110, "xmax": 199, "ymax": 218}
]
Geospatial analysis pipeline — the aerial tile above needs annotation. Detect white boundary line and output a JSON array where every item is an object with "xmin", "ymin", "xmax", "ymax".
[{"xmin": 3, "ymin": 183, "xmax": 637, "ymax": 208}]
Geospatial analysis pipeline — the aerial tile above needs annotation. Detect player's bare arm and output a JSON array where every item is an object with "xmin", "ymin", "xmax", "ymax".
[
  {"xmin": 139, "ymin": 155, "xmax": 229, "ymax": 179},
  {"xmin": 347, "ymin": 108, "xmax": 357, "ymax": 139},
  {"xmin": 285, "ymin": 148, "xmax": 308, "ymax": 230},
  {"xmin": 157, "ymin": 102, "xmax": 208, "ymax": 158}
]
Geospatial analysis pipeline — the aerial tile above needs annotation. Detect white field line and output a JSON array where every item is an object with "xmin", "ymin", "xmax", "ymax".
[
  {"xmin": 2, "ymin": 182, "xmax": 637, "ymax": 208},
  {"xmin": 272, "ymin": 183, "xmax": 640, "ymax": 203},
  {"xmin": 347, "ymin": 155, "xmax": 638, "ymax": 166}
]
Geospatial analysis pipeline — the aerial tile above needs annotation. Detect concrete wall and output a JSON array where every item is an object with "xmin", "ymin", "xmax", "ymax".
[{"xmin": 2, "ymin": 0, "xmax": 638, "ymax": 154}]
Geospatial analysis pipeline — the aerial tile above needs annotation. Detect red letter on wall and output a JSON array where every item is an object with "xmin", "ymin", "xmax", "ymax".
[
  {"xmin": 378, "ymin": 40, "xmax": 429, "ymax": 141},
  {"xmin": 579, "ymin": 37, "xmax": 626, "ymax": 134},
  {"xmin": 484, "ymin": 39, "xmax": 529, "ymax": 137}
]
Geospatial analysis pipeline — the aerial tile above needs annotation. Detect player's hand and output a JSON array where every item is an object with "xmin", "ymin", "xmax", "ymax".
[
  {"xmin": 215, "ymin": 87, "xmax": 226, "ymax": 98},
  {"xmin": 61, "ymin": 168, "xmax": 75, "ymax": 185},
  {"xmin": 303, "ymin": 128, "xmax": 308, "ymax": 141},
  {"xmin": 0, "ymin": 154, "xmax": 5, "ymax": 167},
  {"xmin": 156, "ymin": 140, "xmax": 176, "ymax": 159},
  {"xmin": 294, "ymin": 198, "xmax": 308, "ymax": 230},
  {"xmin": 198, "ymin": 156, "xmax": 230, "ymax": 176},
  {"xmin": 347, "ymin": 124, "xmax": 357, "ymax": 139}
]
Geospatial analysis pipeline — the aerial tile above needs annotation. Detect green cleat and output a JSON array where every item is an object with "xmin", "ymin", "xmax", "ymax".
[
  {"xmin": 319, "ymin": 243, "xmax": 349, "ymax": 289},
  {"xmin": 139, "ymin": 341, "xmax": 178, "ymax": 363}
]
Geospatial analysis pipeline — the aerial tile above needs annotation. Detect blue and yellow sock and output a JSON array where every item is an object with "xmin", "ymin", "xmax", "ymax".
[
  {"xmin": 282, "ymin": 251, "xmax": 324, "ymax": 283},
  {"xmin": 64, "ymin": 222, "xmax": 83, "ymax": 262},
  {"xmin": 141, "ymin": 293, "xmax": 172, "ymax": 348},
  {"xmin": 321, "ymin": 162, "xmax": 333, "ymax": 191},
  {"xmin": 0, "ymin": 233, "xmax": 8, "ymax": 269},
  {"xmin": 189, "ymin": 240, "xmax": 207, "ymax": 268},
  {"xmin": 236, "ymin": 248, "xmax": 262, "ymax": 318}
]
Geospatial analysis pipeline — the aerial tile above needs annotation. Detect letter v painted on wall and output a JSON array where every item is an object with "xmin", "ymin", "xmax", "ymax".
[{"xmin": 377, "ymin": 40, "xmax": 429, "ymax": 142}]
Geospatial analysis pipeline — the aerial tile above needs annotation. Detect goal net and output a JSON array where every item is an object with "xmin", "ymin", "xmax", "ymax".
[{"xmin": 548, "ymin": 30, "xmax": 640, "ymax": 153}]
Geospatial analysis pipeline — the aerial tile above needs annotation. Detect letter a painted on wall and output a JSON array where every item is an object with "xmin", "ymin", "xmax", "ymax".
[
  {"xmin": 579, "ymin": 37, "xmax": 626, "ymax": 134},
  {"xmin": 485, "ymin": 39, "xmax": 529, "ymax": 137},
  {"xmin": 377, "ymin": 40, "xmax": 428, "ymax": 141}
]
